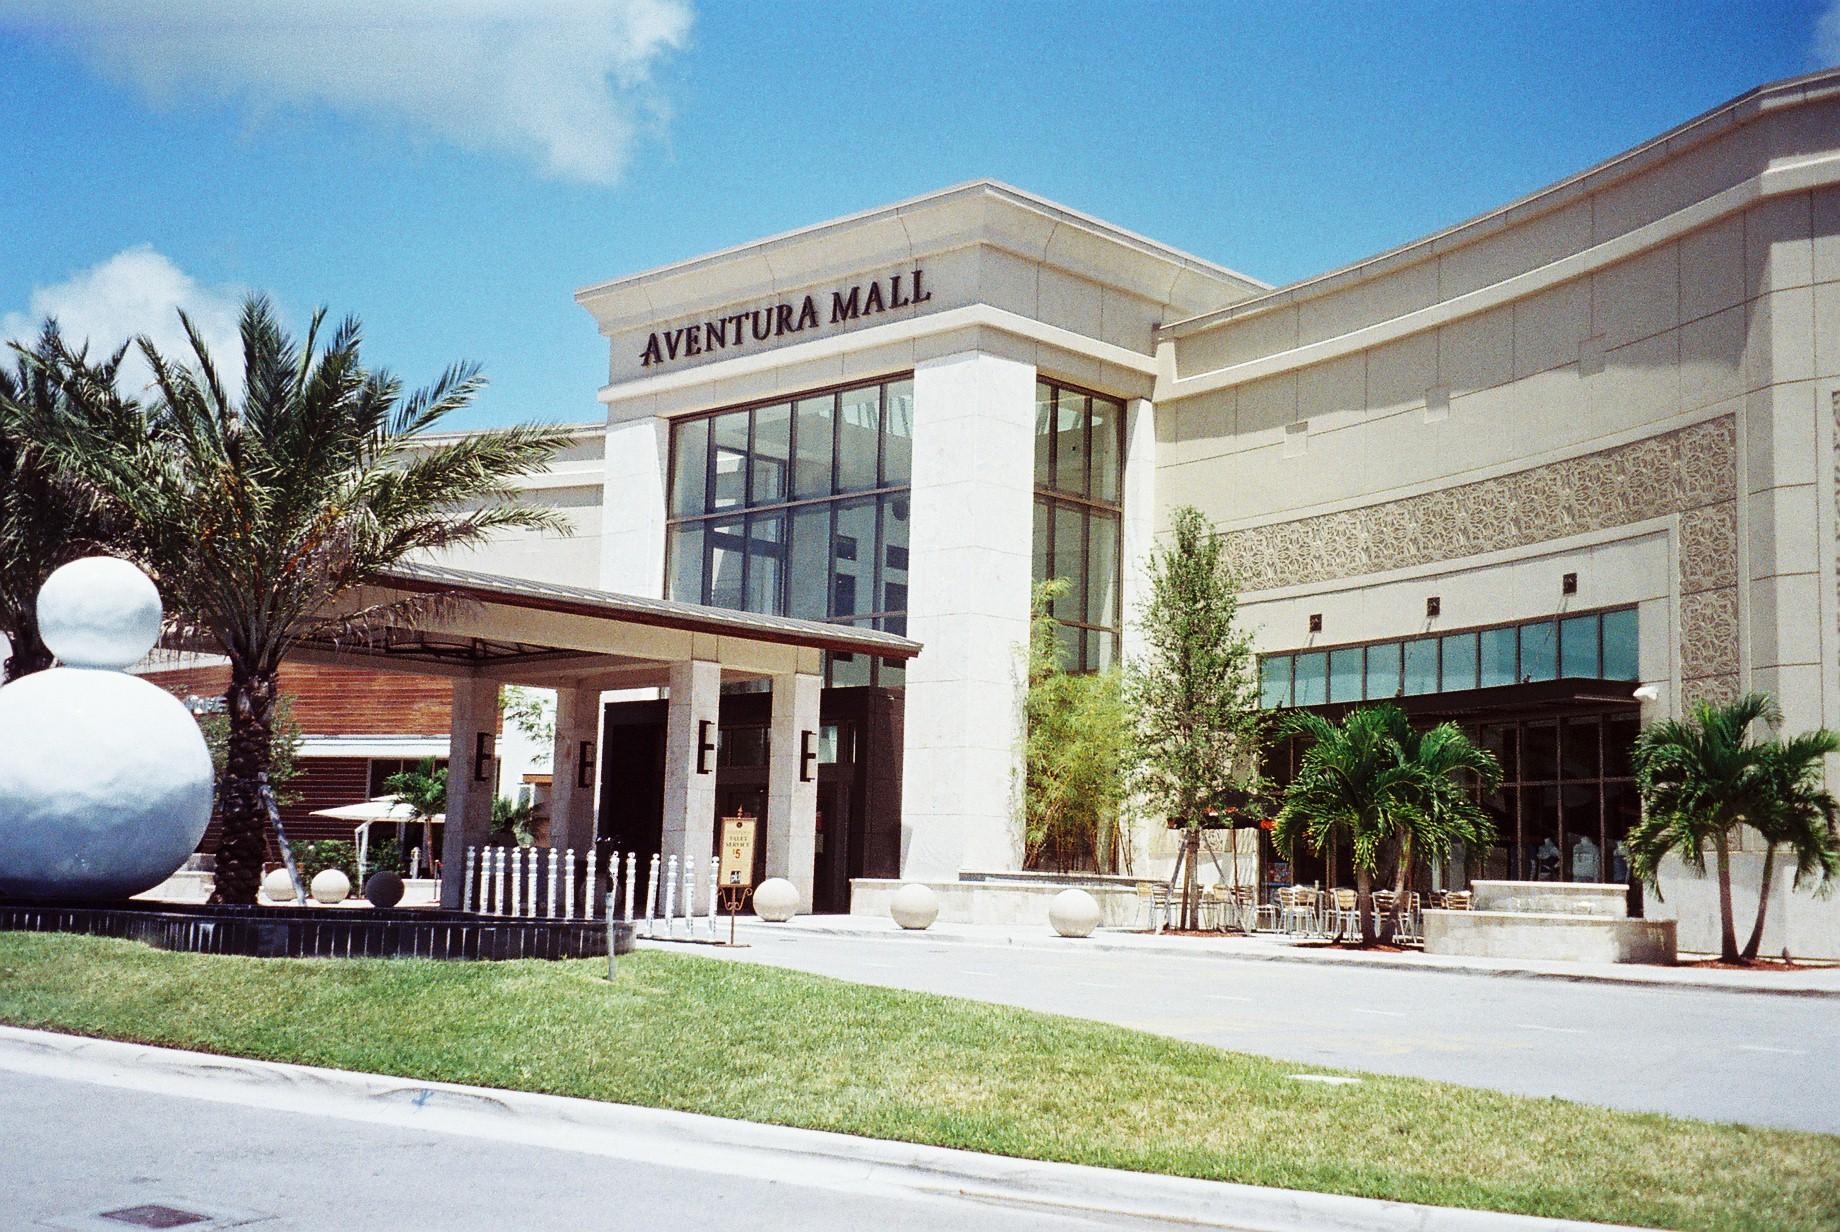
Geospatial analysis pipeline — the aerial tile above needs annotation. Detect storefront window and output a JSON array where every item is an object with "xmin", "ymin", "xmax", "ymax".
[
  {"xmin": 1032, "ymin": 379, "xmax": 1126, "ymax": 672},
  {"xmin": 665, "ymin": 375, "xmax": 912, "ymax": 687}
]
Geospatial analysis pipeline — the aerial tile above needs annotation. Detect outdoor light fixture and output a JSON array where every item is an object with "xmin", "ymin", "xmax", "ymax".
[
  {"xmin": 1562, "ymin": 572, "xmax": 1579, "ymax": 595},
  {"xmin": 473, "ymin": 732, "xmax": 496, "ymax": 781},
  {"xmin": 576, "ymin": 740, "xmax": 595, "ymax": 789},
  {"xmin": 1633, "ymin": 685, "xmax": 1660, "ymax": 702},
  {"xmin": 1308, "ymin": 613, "xmax": 1322, "ymax": 634},
  {"xmin": 1426, "ymin": 596, "xmax": 1441, "ymax": 618}
]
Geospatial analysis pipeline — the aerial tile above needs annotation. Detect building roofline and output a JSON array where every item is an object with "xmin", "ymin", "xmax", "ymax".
[
  {"xmin": 572, "ymin": 178, "xmax": 1270, "ymax": 306},
  {"xmin": 1159, "ymin": 66, "xmax": 1840, "ymax": 339}
]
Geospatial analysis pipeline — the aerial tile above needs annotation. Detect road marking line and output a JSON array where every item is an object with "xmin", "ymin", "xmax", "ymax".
[
  {"xmin": 1737, "ymin": 1044, "xmax": 1805, "ymax": 1055},
  {"xmin": 1073, "ymin": 981, "xmax": 1114, "ymax": 989},
  {"xmin": 1353, "ymin": 1008, "xmax": 1407, "ymax": 1018},
  {"xmin": 1205, "ymin": 994, "xmax": 1253, "ymax": 1003},
  {"xmin": 1515, "ymin": 1023, "xmax": 1586, "ymax": 1035},
  {"xmin": 961, "ymin": 969, "xmax": 1000, "ymax": 976}
]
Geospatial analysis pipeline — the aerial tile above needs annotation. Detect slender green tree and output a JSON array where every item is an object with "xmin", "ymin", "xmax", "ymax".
[
  {"xmin": 1630, "ymin": 693, "xmax": 1840, "ymax": 963},
  {"xmin": 1021, "ymin": 579, "xmax": 1134, "ymax": 872},
  {"xmin": 1274, "ymin": 705, "xmax": 1498, "ymax": 945},
  {"xmin": 1128, "ymin": 506, "xmax": 1263, "ymax": 928},
  {"xmin": 0, "ymin": 322, "xmax": 126, "ymax": 681},
  {"xmin": 385, "ymin": 756, "xmax": 448, "ymax": 874},
  {"xmin": 7, "ymin": 297, "xmax": 567, "ymax": 903}
]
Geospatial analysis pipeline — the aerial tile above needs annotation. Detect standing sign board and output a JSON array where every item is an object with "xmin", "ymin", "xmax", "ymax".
[{"xmin": 717, "ymin": 812, "xmax": 757, "ymax": 945}]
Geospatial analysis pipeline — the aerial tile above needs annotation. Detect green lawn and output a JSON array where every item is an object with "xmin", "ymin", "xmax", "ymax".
[{"xmin": 0, "ymin": 934, "xmax": 1830, "ymax": 1232}]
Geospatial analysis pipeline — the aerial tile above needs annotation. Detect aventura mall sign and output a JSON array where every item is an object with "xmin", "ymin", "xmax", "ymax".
[{"xmin": 638, "ymin": 268, "xmax": 932, "ymax": 367}]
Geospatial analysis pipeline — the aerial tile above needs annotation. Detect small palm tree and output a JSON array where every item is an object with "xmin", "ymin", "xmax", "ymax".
[
  {"xmin": 1274, "ymin": 704, "xmax": 1499, "ymax": 945},
  {"xmin": 0, "ymin": 322, "xmax": 125, "ymax": 681},
  {"xmin": 1631, "ymin": 693, "xmax": 1840, "ymax": 963},
  {"xmin": 492, "ymin": 795, "xmax": 542, "ymax": 847},
  {"xmin": 384, "ymin": 756, "xmax": 447, "ymax": 875},
  {"xmin": 7, "ymin": 297, "xmax": 567, "ymax": 904}
]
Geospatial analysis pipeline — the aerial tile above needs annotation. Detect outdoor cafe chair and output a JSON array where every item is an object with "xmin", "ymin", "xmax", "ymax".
[
  {"xmin": 1326, "ymin": 888, "xmax": 1360, "ymax": 938},
  {"xmin": 1278, "ymin": 886, "xmax": 1319, "ymax": 934}
]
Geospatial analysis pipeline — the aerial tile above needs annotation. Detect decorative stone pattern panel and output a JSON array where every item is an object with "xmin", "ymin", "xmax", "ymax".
[{"xmin": 1222, "ymin": 415, "xmax": 1740, "ymax": 700}]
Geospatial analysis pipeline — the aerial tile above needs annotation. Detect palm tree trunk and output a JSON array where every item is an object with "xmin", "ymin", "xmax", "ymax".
[
  {"xmin": 1181, "ymin": 825, "xmax": 1200, "ymax": 930},
  {"xmin": 1380, "ymin": 836, "xmax": 1411, "ymax": 944},
  {"xmin": 1713, "ymin": 829, "xmax": 1740, "ymax": 964},
  {"xmin": 1356, "ymin": 866, "xmax": 1377, "ymax": 946},
  {"xmin": 421, "ymin": 816, "xmax": 436, "ymax": 879},
  {"xmin": 1, "ymin": 614, "xmax": 53, "ymax": 682},
  {"xmin": 210, "ymin": 667, "xmax": 277, "ymax": 906},
  {"xmin": 1740, "ymin": 841, "xmax": 1779, "ymax": 962}
]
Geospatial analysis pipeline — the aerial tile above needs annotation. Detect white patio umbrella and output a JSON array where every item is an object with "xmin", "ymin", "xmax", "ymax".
[{"xmin": 308, "ymin": 797, "xmax": 445, "ymax": 883}]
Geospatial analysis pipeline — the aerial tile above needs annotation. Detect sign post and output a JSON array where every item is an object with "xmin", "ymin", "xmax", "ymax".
[{"xmin": 717, "ymin": 811, "xmax": 758, "ymax": 947}]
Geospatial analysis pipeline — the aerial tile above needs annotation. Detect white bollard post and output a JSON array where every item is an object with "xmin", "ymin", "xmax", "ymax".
[
  {"xmin": 526, "ymin": 848, "xmax": 538, "ymax": 918},
  {"xmin": 509, "ymin": 848, "xmax": 522, "ymax": 918},
  {"xmin": 623, "ymin": 852, "xmax": 636, "ymax": 922},
  {"xmin": 564, "ymin": 848, "xmax": 577, "ymax": 921},
  {"xmin": 548, "ymin": 848, "xmax": 560, "ymax": 918},
  {"xmin": 494, "ymin": 848, "xmax": 508, "ymax": 916},
  {"xmin": 707, "ymin": 855, "xmax": 719, "ymax": 937},
  {"xmin": 662, "ymin": 854, "xmax": 679, "ymax": 937},
  {"xmin": 644, "ymin": 854, "xmax": 660, "ymax": 938},
  {"xmin": 585, "ymin": 848, "xmax": 599, "ymax": 920},
  {"xmin": 464, "ymin": 847, "xmax": 477, "ymax": 913},
  {"xmin": 682, "ymin": 857, "xmax": 696, "ymax": 932},
  {"xmin": 410, "ymin": 846, "xmax": 421, "ymax": 880}
]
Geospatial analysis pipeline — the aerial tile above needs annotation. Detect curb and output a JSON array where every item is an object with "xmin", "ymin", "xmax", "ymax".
[
  {"xmin": 714, "ymin": 920, "xmax": 1840, "ymax": 1000},
  {"xmin": 0, "ymin": 1025, "xmax": 1658, "ymax": 1232}
]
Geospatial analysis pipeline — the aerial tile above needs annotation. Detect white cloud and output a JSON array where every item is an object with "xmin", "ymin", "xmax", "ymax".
[
  {"xmin": 1819, "ymin": 0, "xmax": 1840, "ymax": 68},
  {"xmin": 1, "ymin": 246, "xmax": 245, "ymax": 398},
  {"xmin": 3, "ymin": 0, "xmax": 694, "ymax": 185}
]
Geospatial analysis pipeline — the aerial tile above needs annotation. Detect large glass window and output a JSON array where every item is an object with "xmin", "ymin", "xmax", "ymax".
[
  {"xmin": 1256, "ymin": 606, "xmax": 1641, "ymax": 709},
  {"xmin": 1032, "ymin": 379, "xmax": 1127, "ymax": 672},
  {"xmin": 666, "ymin": 375, "xmax": 912, "ymax": 686}
]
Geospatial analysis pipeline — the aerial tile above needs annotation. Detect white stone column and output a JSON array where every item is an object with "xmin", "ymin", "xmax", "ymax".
[
  {"xmin": 766, "ymin": 670, "xmax": 822, "ymax": 907},
  {"xmin": 1119, "ymin": 396, "xmax": 1159, "ymax": 872},
  {"xmin": 902, "ymin": 348, "xmax": 1037, "ymax": 879},
  {"xmin": 548, "ymin": 685, "xmax": 601, "ymax": 853},
  {"xmin": 662, "ymin": 658, "xmax": 721, "ymax": 872},
  {"xmin": 440, "ymin": 676, "xmax": 500, "ymax": 909},
  {"xmin": 600, "ymin": 412, "xmax": 670, "ymax": 596}
]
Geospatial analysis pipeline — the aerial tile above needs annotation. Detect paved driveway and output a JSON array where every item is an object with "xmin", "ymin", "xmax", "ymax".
[{"xmin": 661, "ymin": 923, "xmax": 1839, "ymax": 1134}]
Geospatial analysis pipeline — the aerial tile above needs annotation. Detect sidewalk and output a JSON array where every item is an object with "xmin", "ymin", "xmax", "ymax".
[
  {"xmin": 724, "ymin": 914, "xmax": 1840, "ymax": 998},
  {"xmin": 0, "ymin": 1026, "xmax": 1659, "ymax": 1232}
]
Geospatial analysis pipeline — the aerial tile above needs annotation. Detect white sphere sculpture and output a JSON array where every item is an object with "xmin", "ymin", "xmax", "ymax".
[
  {"xmin": 0, "ymin": 558, "xmax": 213, "ymax": 902},
  {"xmin": 1048, "ymin": 888, "xmax": 1102, "ymax": 938},
  {"xmin": 261, "ymin": 867, "xmax": 297, "ymax": 901},
  {"xmin": 752, "ymin": 877, "xmax": 799, "ymax": 922},
  {"xmin": 889, "ymin": 882, "xmax": 939, "ymax": 930},
  {"xmin": 309, "ymin": 868, "xmax": 351, "ymax": 905}
]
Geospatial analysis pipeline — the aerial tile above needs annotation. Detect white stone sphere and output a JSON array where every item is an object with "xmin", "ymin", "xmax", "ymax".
[
  {"xmin": 889, "ymin": 882, "xmax": 939, "ymax": 930},
  {"xmin": 752, "ymin": 877, "xmax": 800, "ymax": 922},
  {"xmin": 0, "ymin": 666, "xmax": 213, "ymax": 901},
  {"xmin": 261, "ymin": 867, "xmax": 297, "ymax": 901},
  {"xmin": 309, "ymin": 868, "xmax": 351, "ymax": 905},
  {"xmin": 38, "ymin": 557, "xmax": 163, "ymax": 670},
  {"xmin": 1049, "ymin": 888, "xmax": 1102, "ymax": 938}
]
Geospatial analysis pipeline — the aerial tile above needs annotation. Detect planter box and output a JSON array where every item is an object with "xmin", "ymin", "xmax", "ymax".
[{"xmin": 1424, "ymin": 908, "xmax": 1676, "ymax": 964}]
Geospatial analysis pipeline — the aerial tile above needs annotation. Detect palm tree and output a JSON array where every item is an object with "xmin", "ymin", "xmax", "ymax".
[
  {"xmin": 1741, "ymin": 732, "xmax": 1840, "ymax": 960},
  {"xmin": 1630, "ymin": 693, "xmax": 1777, "ymax": 963},
  {"xmin": 1274, "ymin": 705, "xmax": 1499, "ymax": 945},
  {"xmin": 384, "ymin": 756, "xmax": 447, "ymax": 876},
  {"xmin": 7, "ymin": 297, "xmax": 567, "ymax": 904},
  {"xmin": 0, "ymin": 322, "xmax": 126, "ymax": 681},
  {"xmin": 1630, "ymin": 693, "xmax": 1840, "ymax": 963}
]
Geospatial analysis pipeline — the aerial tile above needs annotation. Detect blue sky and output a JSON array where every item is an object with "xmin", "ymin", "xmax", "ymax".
[{"xmin": 0, "ymin": 1, "xmax": 1833, "ymax": 429}]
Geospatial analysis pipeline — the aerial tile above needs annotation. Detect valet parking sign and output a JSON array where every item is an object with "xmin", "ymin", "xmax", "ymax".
[{"xmin": 720, "ymin": 814, "xmax": 757, "ymax": 888}]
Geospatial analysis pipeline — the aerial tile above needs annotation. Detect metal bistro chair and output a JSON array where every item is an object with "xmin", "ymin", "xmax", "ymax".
[
  {"xmin": 1136, "ymin": 881, "xmax": 1179, "ymax": 933},
  {"xmin": 1325, "ymin": 888, "xmax": 1361, "ymax": 939},
  {"xmin": 1279, "ymin": 886, "xmax": 1319, "ymax": 934}
]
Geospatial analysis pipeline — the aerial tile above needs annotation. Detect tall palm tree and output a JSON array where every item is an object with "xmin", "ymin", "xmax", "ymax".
[
  {"xmin": 0, "ymin": 322, "xmax": 126, "ymax": 681},
  {"xmin": 1629, "ymin": 693, "xmax": 1780, "ymax": 964},
  {"xmin": 1741, "ymin": 731, "xmax": 1840, "ymax": 960},
  {"xmin": 7, "ymin": 297, "xmax": 567, "ymax": 904},
  {"xmin": 1274, "ymin": 704, "xmax": 1499, "ymax": 946}
]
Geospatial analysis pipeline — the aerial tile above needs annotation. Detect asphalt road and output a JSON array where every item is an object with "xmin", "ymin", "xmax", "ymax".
[
  {"xmin": 0, "ymin": 1067, "xmax": 1153, "ymax": 1232},
  {"xmin": 685, "ymin": 925, "xmax": 1839, "ymax": 1134}
]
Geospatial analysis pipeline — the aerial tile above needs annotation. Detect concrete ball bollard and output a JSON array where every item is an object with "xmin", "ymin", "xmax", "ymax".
[
  {"xmin": 260, "ymin": 867, "xmax": 297, "ymax": 902},
  {"xmin": 752, "ymin": 877, "xmax": 800, "ymax": 922},
  {"xmin": 309, "ymin": 868, "xmax": 351, "ymax": 905},
  {"xmin": 889, "ymin": 882, "xmax": 940, "ymax": 930},
  {"xmin": 363, "ymin": 870, "xmax": 405, "ymax": 909},
  {"xmin": 1049, "ymin": 888, "xmax": 1101, "ymax": 938}
]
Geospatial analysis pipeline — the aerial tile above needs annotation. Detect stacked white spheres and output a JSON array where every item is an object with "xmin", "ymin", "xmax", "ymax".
[{"xmin": 0, "ymin": 558, "xmax": 214, "ymax": 902}]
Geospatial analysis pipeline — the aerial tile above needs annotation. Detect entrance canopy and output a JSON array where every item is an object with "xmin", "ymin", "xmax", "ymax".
[{"xmin": 287, "ymin": 562, "xmax": 920, "ymax": 690}]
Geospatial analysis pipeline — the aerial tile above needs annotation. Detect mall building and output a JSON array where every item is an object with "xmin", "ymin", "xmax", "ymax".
[{"xmin": 152, "ymin": 70, "xmax": 1840, "ymax": 946}]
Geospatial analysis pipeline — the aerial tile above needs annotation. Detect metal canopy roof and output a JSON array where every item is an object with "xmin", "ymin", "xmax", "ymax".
[{"xmin": 370, "ymin": 562, "xmax": 922, "ymax": 661}]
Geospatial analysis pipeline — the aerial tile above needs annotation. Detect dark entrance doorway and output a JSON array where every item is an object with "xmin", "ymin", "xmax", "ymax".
[{"xmin": 595, "ymin": 685, "xmax": 903, "ymax": 913}]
